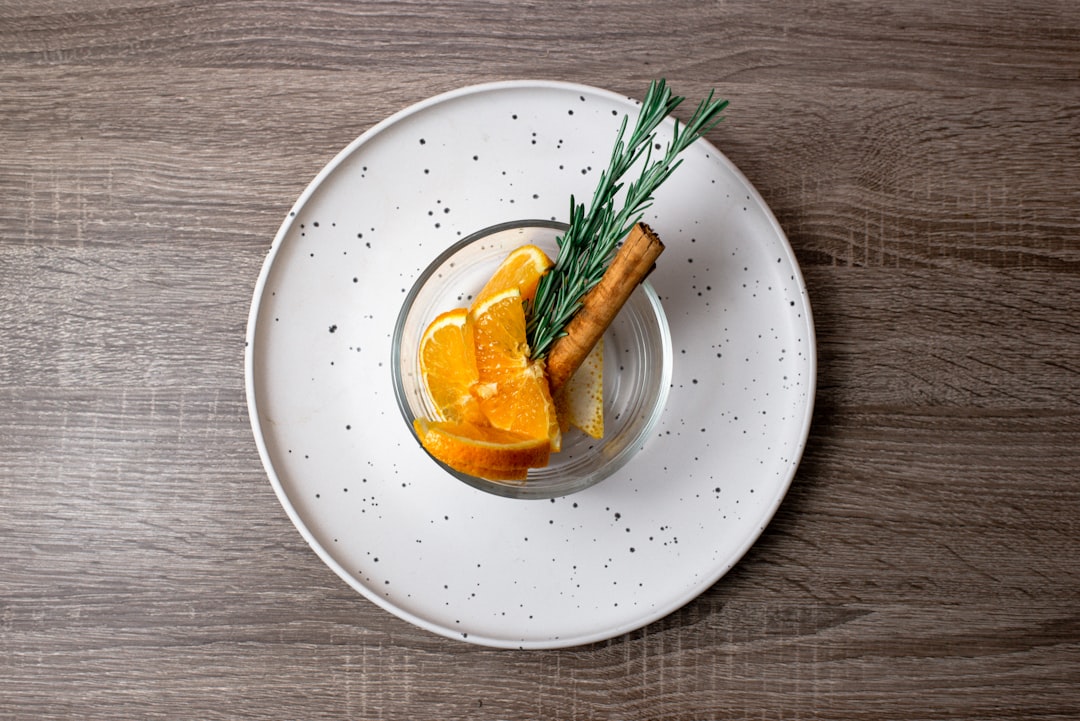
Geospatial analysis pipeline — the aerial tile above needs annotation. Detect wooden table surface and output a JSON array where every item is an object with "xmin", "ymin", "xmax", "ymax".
[{"xmin": 3, "ymin": 1, "xmax": 1078, "ymax": 718}]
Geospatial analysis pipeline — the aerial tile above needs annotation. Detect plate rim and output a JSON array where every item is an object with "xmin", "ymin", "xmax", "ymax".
[{"xmin": 244, "ymin": 79, "xmax": 817, "ymax": 649}]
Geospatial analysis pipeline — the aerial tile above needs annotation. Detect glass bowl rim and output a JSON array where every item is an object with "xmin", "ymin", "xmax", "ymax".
[{"xmin": 391, "ymin": 218, "xmax": 671, "ymax": 499}]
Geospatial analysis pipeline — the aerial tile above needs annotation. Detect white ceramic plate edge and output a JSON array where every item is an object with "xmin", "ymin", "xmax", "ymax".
[{"xmin": 244, "ymin": 79, "xmax": 816, "ymax": 649}]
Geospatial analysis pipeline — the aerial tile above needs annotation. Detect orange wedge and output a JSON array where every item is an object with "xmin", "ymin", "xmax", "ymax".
[
  {"xmin": 418, "ymin": 308, "xmax": 484, "ymax": 425},
  {"xmin": 472, "ymin": 244, "xmax": 553, "ymax": 309},
  {"xmin": 470, "ymin": 287, "xmax": 562, "ymax": 452},
  {"xmin": 556, "ymin": 337, "xmax": 604, "ymax": 438},
  {"xmin": 413, "ymin": 418, "xmax": 549, "ymax": 481}
]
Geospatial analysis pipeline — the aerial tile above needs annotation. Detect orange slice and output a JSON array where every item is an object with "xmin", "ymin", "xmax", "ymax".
[
  {"xmin": 470, "ymin": 287, "xmax": 562, "ymax": 451},
  {"xmin": 472, "ymin": 244, "xmax": 553, "ymax": 309},
  {"xmin": 418, "ymin": 308, "xmax": 484, "ymax": 424},
  {"xmin": 556, "ymin": 337, "xmax": 604, "ymax": 438},
  {"xmin": 413, "ymin": 418, "xmax": 549, "ymax": 481}
]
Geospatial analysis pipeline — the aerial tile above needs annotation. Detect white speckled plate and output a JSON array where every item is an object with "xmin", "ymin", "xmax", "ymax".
[{"xmin": 245, "ymin": 80, "xmax": 815, "ymax": 649}]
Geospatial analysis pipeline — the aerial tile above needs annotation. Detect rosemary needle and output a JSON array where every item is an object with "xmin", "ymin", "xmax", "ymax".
[{"xmin": 526, "ymin": 80, "xmax": 729, "ymax": 359}]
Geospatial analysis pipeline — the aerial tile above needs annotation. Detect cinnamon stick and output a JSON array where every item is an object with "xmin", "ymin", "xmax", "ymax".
[{"xmin": 545, "ymin": 222, "xmax": 665, "ymax": 395}]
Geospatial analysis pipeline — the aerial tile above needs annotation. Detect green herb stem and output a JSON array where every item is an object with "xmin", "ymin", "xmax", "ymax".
[{"xmin": 526, "ymin": 80, "xmax": 728, "ymax": 359}]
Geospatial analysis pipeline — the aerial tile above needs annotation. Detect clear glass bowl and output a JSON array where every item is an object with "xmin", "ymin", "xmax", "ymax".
[{"xmin": 392, "ymin": 220, "xmax": 672, "ymax": 499}]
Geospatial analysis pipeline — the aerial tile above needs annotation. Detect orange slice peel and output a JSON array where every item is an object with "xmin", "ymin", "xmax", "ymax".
[
  {"xmin": 413, "ymin": 418, "xmax": 550, "ymax": 481},
  {"xmin": 472, "ymin": 244, "xmax": 553, "ymax": 309},
  {"xmin": 413, "ymin": 243, "xmax": 567, "ymax": 481}
]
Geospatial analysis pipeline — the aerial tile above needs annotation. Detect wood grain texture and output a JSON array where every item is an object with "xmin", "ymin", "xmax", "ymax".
[{"xmin": 2, "ymin": 0, "xmax": 1078, "ymax": 719}]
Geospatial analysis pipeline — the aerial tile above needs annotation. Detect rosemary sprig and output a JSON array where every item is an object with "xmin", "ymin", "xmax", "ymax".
[{"xmin": 526, "ymin": 80, "xmax": 729, "ymax": 359}]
